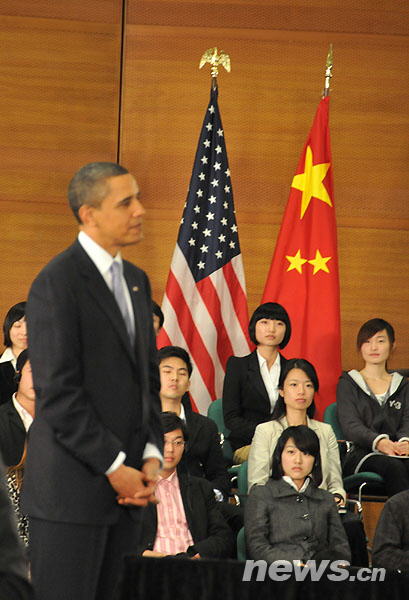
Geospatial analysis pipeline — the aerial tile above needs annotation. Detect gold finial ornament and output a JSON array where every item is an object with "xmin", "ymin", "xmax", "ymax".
[
  {"xmin": 323, "ymin": 44, "xmax": 333, "ymax": 98},
  {"xmin": 199, "ymin": 47, "xmax": 231, "ymax": 80}
]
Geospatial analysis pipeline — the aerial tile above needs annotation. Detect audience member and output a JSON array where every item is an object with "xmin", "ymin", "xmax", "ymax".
[
  {"xmin": 245, "ymin": 426, "xmax": 350, "ymax": 565},
  {"xmin": 152, "ymin": 301, "xmax": 164, "ymax": 336},
  {"xmin": 0, "ymin": 349, "xmax": 34, "ymax": 546},
  {"xmin": 337, "ymin": 318, "xmax": 409, "ymax": 496},
  {"xmin": 137, "ymin": 412, "xmax": 233, "ymax": 559},
  {"xmin": 0, "ymin": 302, "xmax": 27, "ymax": 406},
  {"xmin": 372, "ymin": 490, "xmax": 409, "ymax": 571},
  {"xmin": 223, "ymin": 302, "xmax": 291, "ymax": 463}
]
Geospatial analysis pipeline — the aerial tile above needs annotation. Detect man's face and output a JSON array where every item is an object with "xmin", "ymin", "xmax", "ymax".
[
  {"xmin": 18, "ymin": 360, "xmax": 35, "ymax": 402},
  {"xmin": 162, "ymin": 428, "xmax": 186, "ymax": 473},
  {"xmin": 84, "ymin": 173, "xmax": 145, "ymax": 253},
  {"xmin": 159, "ymin": 356, "xmax": 190, "ymax": 404}
]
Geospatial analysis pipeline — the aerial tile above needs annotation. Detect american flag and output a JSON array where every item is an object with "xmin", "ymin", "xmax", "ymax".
[{"xmin": 158, "ymin": 86, "xmax": 251, "ymax": 413}]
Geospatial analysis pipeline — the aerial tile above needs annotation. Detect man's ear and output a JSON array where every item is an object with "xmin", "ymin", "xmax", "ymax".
[{"xmin": 78, "ymin": 203, "xmax": 95, "ymax": 227}]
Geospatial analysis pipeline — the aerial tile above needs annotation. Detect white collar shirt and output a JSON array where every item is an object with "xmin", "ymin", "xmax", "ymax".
[{"xmin": 257, "ymin": 350, "xmax": 281, "ymax": 412}]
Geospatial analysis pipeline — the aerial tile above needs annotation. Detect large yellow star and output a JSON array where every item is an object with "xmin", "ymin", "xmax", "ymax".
[
  {"xmin": 291, "ymin": 145, "xmax": 332, "ymax": 219},
  {"xmin": 308, "ymin": 249, "xmax": 331, "ymax": 275},
  {"xmin": 286, "ymin": 249, "xmax": 307, "ymax": 274}
]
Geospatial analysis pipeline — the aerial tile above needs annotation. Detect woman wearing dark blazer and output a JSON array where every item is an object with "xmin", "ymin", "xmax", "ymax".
[
  {"xmin": 222, "ymin": 302, "xmax": 291, "ymax": 463},
  {"xmin": 0, "ymin": 302, "xmax": 27, "ymax": 406}
]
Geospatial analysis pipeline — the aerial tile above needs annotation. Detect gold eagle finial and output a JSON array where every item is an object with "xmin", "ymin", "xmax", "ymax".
[{"xmin": 199, "ymin": 47, "xmax": 231, "ymax": 78}]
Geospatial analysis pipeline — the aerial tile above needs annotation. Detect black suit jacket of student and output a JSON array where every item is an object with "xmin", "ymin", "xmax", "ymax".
[
  {"xmin": 21, "ymin": 240, "xmax": 163, "ymax": 525},
  {"xmin": 137, "ymin": 472, "xmax": 233, "ymax": 558},
  {"xmin": 222, "ymin": 350, "xmax": 288, "ymax": 451},
  {"xmin": 0, "ymin": 361, "xmax": 17, "ymax": 407},
  {"xmin": 184, "ymin": 407, "xmax": 231, "ymax": 498},
  {"xmin": 0, "ymin": 400, "xmax": 26, "ymax": 467}
]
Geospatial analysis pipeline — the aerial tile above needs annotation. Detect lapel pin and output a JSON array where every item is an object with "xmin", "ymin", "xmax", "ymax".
[{"xmin": 132, "ymin": 286, "xmax": 139, "ymax": 292}]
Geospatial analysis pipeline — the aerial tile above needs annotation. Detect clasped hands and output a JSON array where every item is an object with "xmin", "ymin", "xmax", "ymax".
[
  {"xmin": 376, "ymin": 438, "xmax": 409, "ymax": 456},
  {"xmin": 107, "ymin": 458, "xmax": 161, "ymax": 507}
]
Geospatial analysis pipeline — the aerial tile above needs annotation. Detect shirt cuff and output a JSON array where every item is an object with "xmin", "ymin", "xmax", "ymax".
[
  {"xmin": 372, "ymin": 434, "xmax": 389, "ymax": 452},
  {"xmin": 142, "ymin": 443, "xmax": 163, "ymax": 466},
  {"xmin": 398, "ymin": 437, "xmax": 409, "ymax": 443},
  {"xmin": 105, "ymin": 451, "xmax": 126, "ymax": 475},
  {"xmin": 213, "ymin": 489, "xmax": 224, "ymax": 502}
]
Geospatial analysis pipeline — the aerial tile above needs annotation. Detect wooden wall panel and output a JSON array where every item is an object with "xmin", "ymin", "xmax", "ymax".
[
  {"xmin": 0, "ymin": 3, "xmax": 122, "ymax": 316},
  {"xmin": 121, "ymin": 1, "xmax": 409, "ymax": 370}
]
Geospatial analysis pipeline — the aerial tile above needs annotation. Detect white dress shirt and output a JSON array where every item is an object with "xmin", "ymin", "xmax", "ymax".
[
  {"xmin": 0, "ymin": 347, "xmax": 16, "ymax": 369},
  {"xmin": 257, "ymin": 350, "xmax": 281, "ymax": 412},
  {"xmin": 12, "ymin": 393, "xmax": 33, "ymax": 432}
]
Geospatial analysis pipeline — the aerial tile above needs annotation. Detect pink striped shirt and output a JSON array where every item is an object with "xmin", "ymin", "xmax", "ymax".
[{"xmin": 153, "ymin": 471, "xmax": 194, "ymax": 555}]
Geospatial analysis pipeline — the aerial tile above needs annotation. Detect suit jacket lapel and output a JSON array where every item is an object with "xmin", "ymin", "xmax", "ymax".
[{"xmin": 71, "ymin": 242, "xmax": 136, "ymax": 365}]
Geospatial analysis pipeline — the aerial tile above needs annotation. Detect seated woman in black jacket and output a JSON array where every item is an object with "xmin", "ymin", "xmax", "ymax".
[
  {"xmin": 337, "ymin": 318, "xmax": 409, "ymax": 497},
  {"xmin": 223, "ymin": 302, "xmax": 291, "ymax": 463},
  {"xmin": 0, "ymin": 302, "xmax": 27, "ymax": 406},
  {"xmin": 245, "ymin": 425, "xmax": 350, "ymax": 565}
]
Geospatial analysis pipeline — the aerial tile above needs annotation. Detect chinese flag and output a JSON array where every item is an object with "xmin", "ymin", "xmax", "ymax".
[{"xmin": 262, "ymin": 96, "xmax": 341, "ymax": 420}]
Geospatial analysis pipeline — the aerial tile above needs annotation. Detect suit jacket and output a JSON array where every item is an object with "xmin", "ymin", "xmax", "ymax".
[
  {"xmin": 21, "ymin": 240, "xmax": 163, "ymax": 525},
  {"xmin": 0, "ymin": 400, "xmax": 26, "ymax": 467},
  {"xmin": 245, "ymin": 478, "xmax": 350, "ymax": 564},
  {"xmin": 372, "ymin": 489, "xmax": 409, "ymax": 571},
  {"xmin": 247, "ymin": 416, "xmax": 346, "ymax": 501},
  {"xmin": 0, "ymin": 361, "xmax": 17, "ymax": 406},
  {"xmin": 222, "ymin": 351, "xmax": 288, "ymax": 450},
  {"xmin": 184, "ymin": 407, "xmax": 231, "ymax": 498},
  {"xmin": 137, "ymin": 472, "xmax": 233, "ymax": 558}
]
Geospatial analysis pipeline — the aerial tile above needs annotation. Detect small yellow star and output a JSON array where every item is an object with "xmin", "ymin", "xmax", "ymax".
[
  {"xmin": 308, "ymin": 249, "xmax": 331, "ymax": 275},
  {"xmin": 291, "ymin": 145, "xmax": 332, "ymax": 219},
  {"xmin": 286, "ymin": 249, "xmax": 308, "ymax": 274}
]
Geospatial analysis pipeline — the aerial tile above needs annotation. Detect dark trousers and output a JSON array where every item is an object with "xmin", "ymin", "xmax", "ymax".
[
  {"xmin": 29, "ymin": 507, "xmax": 142, "ymax": 600},
  {"xmin": 361, "ymin": 455, "xmax": 409, "ymax": 497}
]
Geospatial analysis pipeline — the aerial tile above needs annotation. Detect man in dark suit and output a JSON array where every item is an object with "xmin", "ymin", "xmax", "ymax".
[
  {"xmin": 22, "ymin": 162, "xmax": 163, "ymax": 600},
  {"xmin": 137, "ymin": 412, "xmax": 233, "ymax": 558}
]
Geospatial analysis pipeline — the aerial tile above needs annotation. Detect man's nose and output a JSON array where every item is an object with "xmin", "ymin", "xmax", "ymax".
[{"xmin": 132, "ymin": 199, "xmax": 145, "ymax": 216}]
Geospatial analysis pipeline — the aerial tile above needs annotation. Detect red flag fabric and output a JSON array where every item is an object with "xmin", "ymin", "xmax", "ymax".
[
  {"xmin": 158, "ymin": 87, "xmax": 251, "ymax": 414},
  {"xmin": 262, "ymin": 96, "xmax": 341, "ymax": 420}
]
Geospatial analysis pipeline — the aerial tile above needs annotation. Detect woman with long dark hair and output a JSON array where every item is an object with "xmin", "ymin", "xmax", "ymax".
[
  {"xmin": 337, "ymin": 318, "xmax": 409, "ymax": 497},
  {"xmin": 248, "ymin": 358, "xmax": 345, "ymax": 502}
]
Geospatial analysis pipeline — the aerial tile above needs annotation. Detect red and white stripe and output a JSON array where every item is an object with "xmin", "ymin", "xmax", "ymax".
[{"xmin": 158, "ymin": 245, "xmax": 251, "ymax": 414}]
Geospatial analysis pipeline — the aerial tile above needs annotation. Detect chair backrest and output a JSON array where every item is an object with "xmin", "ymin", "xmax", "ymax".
[
  {"xmin": 207, "ymin": 398, "xmax": 234, "ymax": 463},
  {"xmin": 236, "ymin": 527, "xmax": 246, "ymax": 561},
  {"xmin": 323, "ymin": 402, "xmax": 344, "ymax": 440}
]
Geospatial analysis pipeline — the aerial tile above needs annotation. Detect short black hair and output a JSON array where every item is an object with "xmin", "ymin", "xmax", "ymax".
[
  {"xmin": 272, "ymin": 358, "xmax": 318, "ymax": 420},
  {"xmin": 152, "ymin": 301, "xmax": 164, "ymax": 329},
  {"xmin": 68, "ymin": 162, "xmax": 129, "ymax": 223},
  {"xmin": 15, "ymin": 349, "xmax": 30, "ymax": 384},
  {"xmin": 248, "ymin": 302, "xmax": 291, "ymax": 348},
  {"xmin": 157, "ymin": 346, "xmax": 193, "ymax": 378},
  {"xmin": 356, "ymin": 318, "xmax": 395, "ymax": 350},
  {"xmin": 3, "ymin": 302, "xmax": 26, "ymax": 347},
  {"xmin": 271, "ymin": 425, "xmax": 322, "ymax": 487},
  {"xmin": 161, "ymin": 411, "xmax": 189, "ymax": 442}
]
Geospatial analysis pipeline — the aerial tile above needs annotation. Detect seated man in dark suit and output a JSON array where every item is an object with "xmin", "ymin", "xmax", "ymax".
[
  {"xmin": 0, "ymin": 349, "xmax": 34, "ymax": 467},
  {"xmin": 138, "ymin": 412, "xmax": 233, "ymax": 558}
]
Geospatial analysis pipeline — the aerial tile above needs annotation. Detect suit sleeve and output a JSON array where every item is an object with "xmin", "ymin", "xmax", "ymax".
[
  {"xmin": 325, "ymin": 500, "xmax": 351, "ymax": 562},
  {"xmin": 200, "ymin": 418, "xmax": 231, "ymax": 497},
  {"xmin": 223, "ymin": 356, "xmax": 257, "ymax": 447},
  {"xmin": 27, "ymin": 269, "xmax": 123, "ymax": 474},
  {"xmin": 248, "ymin": 423, "xmax": 275, "ymax": 491},
  {"xmin": 188, "ymin": 480, "xmax": 234, "ymax": 559},
  {"xmin": 395, "ymin": 383, "xmax": 409, "ymax": 441}
]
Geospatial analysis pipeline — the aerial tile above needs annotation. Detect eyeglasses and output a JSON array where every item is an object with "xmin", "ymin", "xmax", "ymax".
[{"xmin": 164, "ymin": 439, "xmax": 186, "ymax": 448}]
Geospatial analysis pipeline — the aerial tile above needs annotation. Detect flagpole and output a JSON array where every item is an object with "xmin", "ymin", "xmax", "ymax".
[
  {"xmin": 199, "ymin": 47, "xmax": 231, "ymax": 90},
  {"xmin": 323, "ymin": 44, "xmax": 333, "ymax": 98}
]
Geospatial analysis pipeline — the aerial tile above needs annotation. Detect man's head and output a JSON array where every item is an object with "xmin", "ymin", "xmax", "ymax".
[
  {"xmin": 157, "ymin": 346, "xmax": 192, "ymax": 405},
  {"xmin": 68, "ymin": 162, "xmax": 145, "ymax": 254},
  {"xmin": 161, "ymin": 411, "xmax": 188, "ymax": 476},
  {"xmin": 152, "ymin": 301, "xmax": 164, "ymax": 336},
  {"xmin": 15, "ymin": 349, "xmax": 35, "ymax": 403}
]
